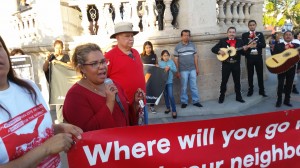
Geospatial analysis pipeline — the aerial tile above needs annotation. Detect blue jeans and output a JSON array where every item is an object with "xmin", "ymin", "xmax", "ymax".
[
  {"xmin": 180, "ymin": 70, "xmax": 200, "ymax": 104},
  {"xmin": 143, "ymin": 106, "xmax": 148, "ymax": 125},
  {"xmin": 163, "ymin": 83, "xmax": 177, "ymax": 112}
]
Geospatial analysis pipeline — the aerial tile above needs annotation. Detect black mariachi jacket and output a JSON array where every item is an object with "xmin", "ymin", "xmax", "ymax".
[
  {"xmin": 211, "ymin": 38, "xmax": 244, "ymax": 62},
  {"xmin": 242, "ymin": 31, "xmax": 266, "ymax": 57}
]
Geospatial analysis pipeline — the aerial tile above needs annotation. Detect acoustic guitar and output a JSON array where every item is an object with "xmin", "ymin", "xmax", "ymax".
[
  {"xmin": 217, "ymin": 35, "xmax": 260, "ymax": 62},
  {"xmin": 217, "ymin": 46, "xmax": 243, "ymax": 61},
  {"xmin": 266, "ymin": 47, "xmax": 300, "ymax": 74}
]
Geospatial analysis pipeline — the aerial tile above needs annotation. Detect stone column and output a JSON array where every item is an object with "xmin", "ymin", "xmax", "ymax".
[
  {"xmin": 19, "ymin": 19, "xmax": 25, "ymax": 41},
  {"xmin": 28, "ymin": 15, "xmax": 35, "ymax": 38},
  {"xmin": 225, "ymin": 0, "xmax": 233, "ymax": 26},
  {"xmin": 104, "ymin": 4, "xmax": 114, "ymax": 36},
  {"xmin": 78, "ymin": 3, "xmax": 91, "ymax": 35},
  {"xmin": 238, "ymin": 2, "xmax": 245, "ymax": 27},
  {"xmin": 141, "ymin": 2, "xmax": 149, "ymax": 31},
  {"xmin": 217, "ymin": 0, "xmax": 226, "ymax": 26},
  {"xmin": 147, "ymin": 0, "xmax": 157, "ymax": 30},
  {"xmin": 112, "ymin": 1, "xmax": 122, "ymax": 23},
  {"xmin": 122, "ymin": 3, "xmax": 131, "ymax": 22},
  {"xmin": 244, "ymin": 2, "xmax": 251, "ymax": 27},
  {"xmin": 249, "ymin": 0, "xmax": 264, "ymax": 30},
  {"xmin": 95, "ymin": 2, "xmax": 105, "ymax": 35},
  {"xmin": 23, "ymin": 17, "xmax": 29, "ymax": 40},
  {"xmin": 232, "ymin": 1, "xmax": 239, "ymax": 26},
  {"xmin": 176, "ymin": 0, "xmax": 218, "ymax": 33},
  {"xmin": 163, "ymin": 0, "xmax": 173, "ymax": 30},
  {"xmin": 130, "ymin": 0, "xmax": 140, "ymax": 31}
]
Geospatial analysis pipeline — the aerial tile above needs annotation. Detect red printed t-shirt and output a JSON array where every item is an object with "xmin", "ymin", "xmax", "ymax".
[
  {"xmin": 0, "ymin": 80, "xmax": 60, "ymax": 167},
  {"xmin": 105, "ymin": 46, "xmax": 146, "ymax": 103}
]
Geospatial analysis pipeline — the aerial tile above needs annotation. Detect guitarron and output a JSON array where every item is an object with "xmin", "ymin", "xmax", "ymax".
[{"xmin": 265, "ymin": 48, "xmax": 300, "ymax": 74}]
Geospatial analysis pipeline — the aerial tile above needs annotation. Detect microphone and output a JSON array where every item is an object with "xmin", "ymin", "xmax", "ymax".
[
  {"xmin": 48, "ymin": 54, "xmax": 56, "ymax": 62},
  {"xmin": 104, "ymin": 78, "xmax": 126, "ymax": 114}
]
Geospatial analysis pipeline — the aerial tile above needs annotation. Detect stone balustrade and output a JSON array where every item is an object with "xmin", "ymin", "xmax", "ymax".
[
  {"xmin": 12, "ymin": 7, "xmax": 39, "ymax": 45},
  {"xmin": 68, "ymin": 0, "xmax": 178, "ymax": 36},
  {"xmin": 10, "ymin": 0, "xmax": 265, "ymax": 47},
  {"xmin": 217, "ymin": 0, "xmax": 258, "ymax": 31}
]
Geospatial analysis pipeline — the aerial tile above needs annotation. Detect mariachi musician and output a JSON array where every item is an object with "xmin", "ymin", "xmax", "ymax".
[
  {"xmin": 211, "ymin": 27, "xmax": 248, "ymax": 104},
  {"xmin": 242, "ymin": 20, "xmax": 267, "ymax": 97},
  {"xmin": 273, "ymin": 30, "xmax": 300, "ymax": 107}
]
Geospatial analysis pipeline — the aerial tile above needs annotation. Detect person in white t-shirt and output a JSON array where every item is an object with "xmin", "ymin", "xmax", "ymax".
[{"xmin": 0, "ymin": 36, "xmax": 83, "ymax": 167}]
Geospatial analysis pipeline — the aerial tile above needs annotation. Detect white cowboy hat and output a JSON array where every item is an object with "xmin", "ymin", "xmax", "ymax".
[{"xmin": 110, "ymin": 22, "xmax": 139, "ymax": 39}]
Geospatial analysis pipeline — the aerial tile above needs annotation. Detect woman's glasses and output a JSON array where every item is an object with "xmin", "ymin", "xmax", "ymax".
[{"xmin": 82, "ymin": 59, "xmax": 108, "ymax": 69}]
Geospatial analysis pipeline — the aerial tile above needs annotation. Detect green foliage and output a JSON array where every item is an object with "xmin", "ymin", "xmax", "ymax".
[{"xmin": 263, "ymin": 0, "xmax": 300, "ymax": 28}]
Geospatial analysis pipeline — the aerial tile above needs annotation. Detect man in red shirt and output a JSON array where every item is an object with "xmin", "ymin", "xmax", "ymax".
[{"xmin": 105, "ymin": 22, "xmax": 147, "ymax": 125}]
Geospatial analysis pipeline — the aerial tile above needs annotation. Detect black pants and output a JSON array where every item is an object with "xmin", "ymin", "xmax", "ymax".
[
  {"xmin": 246, "ymin": 57, "xmax": 265, "ymax": 93},
  {"xmin": 220, "ymin": 62, "xmax": 242, "ymax": 99},
  {"xmin": 277, "ymin": 66, "xmax": 296, "ymax": 102}
]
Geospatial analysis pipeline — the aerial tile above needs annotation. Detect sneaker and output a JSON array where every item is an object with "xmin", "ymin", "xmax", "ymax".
[
  {"xmin": 149, "ymin": 107, "xmax": 156, "ymax": 114},
  {"xmin": 193, "ymin": 102, "xmax": 203, "ymax": 107},
  {"xmin": 292, "ymin": 85, "xmax": 299, "ymax": 94},
  {"xmin": 181, "ymin": 104, "xmax": 187, "ymax": 108}
]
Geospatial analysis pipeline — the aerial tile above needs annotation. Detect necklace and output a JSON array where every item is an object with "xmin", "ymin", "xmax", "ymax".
[{"xmin": 83, "ymin": 79, "xmax": 106, "ymax": 97}]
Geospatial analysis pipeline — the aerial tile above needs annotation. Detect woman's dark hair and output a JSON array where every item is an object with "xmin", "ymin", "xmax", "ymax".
[
  {"xmin": 0, "ymin": 36, "xmax": 37, "ymax": 118},
  {"xmin": 160, "ymin": 50, "xmax": 170, "ymax": 61},
  {"xmin": 72, "ymin": 43, "xmax": 102, "ymax": 76},
  {"xmin": 53, "ymin": 40, "xmax": 64, "ymax": 48},
  {"xmin": 141, "ymin": 41, "xmax": 154, "ymax": 56},
  {"xmin": 10, "ymin": 48, "xmax": 25, "ymax": 56}
]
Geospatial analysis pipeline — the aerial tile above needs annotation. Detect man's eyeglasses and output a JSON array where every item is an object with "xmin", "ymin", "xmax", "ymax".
[{"xmin": 82, "ymin": 59, "xmax": 108, "ymax": 69}]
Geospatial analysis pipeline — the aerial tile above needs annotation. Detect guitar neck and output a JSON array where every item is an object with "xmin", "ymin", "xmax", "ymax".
[{"xmin": 236, "ymin": 47, "xmax": 244, "ymax": 51}]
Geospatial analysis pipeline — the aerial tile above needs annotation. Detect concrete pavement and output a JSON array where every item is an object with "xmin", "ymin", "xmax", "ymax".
[{"xmin": 148, "ymin": 69, "xmax": 300, "ymax": 125}]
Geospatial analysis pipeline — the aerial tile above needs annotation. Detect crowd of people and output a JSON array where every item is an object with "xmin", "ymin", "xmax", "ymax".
[{"xmin": 1, "ymin": 19, "xmax": 300, "ymax": 166}]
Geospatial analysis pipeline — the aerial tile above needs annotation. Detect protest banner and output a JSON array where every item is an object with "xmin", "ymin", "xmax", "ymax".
[
  {"xmin": 143, "ymin": 65, "xmax": 168, "ymax": 105},
  {"xmin": 10, "ymin": 55, "xmax": 35, "ymax": 81},
  {"xmin": 67, "ymin": 108, "xmax": 300, "ymax": 168},
  {"xmin": 49, "ymin": 61, "xmax": 78, "ymax": 105}
]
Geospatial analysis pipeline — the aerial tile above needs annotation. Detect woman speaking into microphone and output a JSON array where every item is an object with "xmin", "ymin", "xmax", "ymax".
[{"xmin": 63, "ymin": 43, "xmax": 144, "ymax": 132}]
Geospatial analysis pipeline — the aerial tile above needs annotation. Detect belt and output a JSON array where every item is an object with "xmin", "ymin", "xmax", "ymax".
[{"xmin": 225, "ymin": 60, "xmax": 237, "ymax": 64}]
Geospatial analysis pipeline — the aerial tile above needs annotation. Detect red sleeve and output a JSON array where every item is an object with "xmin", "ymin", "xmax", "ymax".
[{"xmin": 63, "ymin": 86, "xmax": 118, "ymax": 132}]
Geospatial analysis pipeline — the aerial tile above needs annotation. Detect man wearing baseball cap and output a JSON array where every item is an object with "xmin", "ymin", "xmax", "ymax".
[{"xmin": 105, "ymin": 22, "xmax": 147, "ymax": 125}]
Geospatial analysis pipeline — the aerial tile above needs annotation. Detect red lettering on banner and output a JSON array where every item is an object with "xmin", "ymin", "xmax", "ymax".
[
  {"xmin": 0, "ymin": 104, "xmax": 58, "ymax": 167},
  {"xmin": 68, "ymin": 109, "xmax": 300, "ymax": 168},
  {"xmin": 0, "ymin": 104, "xmax": 47, "ymax": 137}
]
